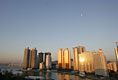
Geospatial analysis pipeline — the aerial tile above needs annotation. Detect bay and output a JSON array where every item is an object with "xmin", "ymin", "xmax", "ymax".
[{"xmin": 0, "ymin": 66, "xmax": 93, "ymax": 80}]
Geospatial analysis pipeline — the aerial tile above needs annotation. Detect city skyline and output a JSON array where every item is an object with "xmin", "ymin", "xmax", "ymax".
[{"xmin": 0, "ymin": 0, "xmax": 118, "ymax": 63}]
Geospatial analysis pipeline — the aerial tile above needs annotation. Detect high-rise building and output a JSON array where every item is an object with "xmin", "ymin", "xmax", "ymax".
[
  {"xmin": 73, "ymin": 46, "xmax": 86, "ymax": 71},
  {"xmin": 46, "ymin": 55, "xmax": 52, "ymax": 69},
  {"xmin": 45, "ymin": 52, "xmax": 51, "ymax": 62},
  {"xmin": 45, "ymin": 52, "xmax": 52, "ymax": 69},
  {"xmin": 79, "ymin": 52, "xmax": 95, "ymax": 73},
  {"xmin": 28, "ymin": 50, "xmax": 32, "ymax": 68},
  {"xmin": 24, "ymin": 47, "xmax": 30, "ymax": 69},
  {"xmin": 62, "ymin": 49, "xmax": 65, "ymax": 69},
  {"xmin": 94, "ymin": 49, "xmax": 109, "ymax": 76},
  {"xmin": 107, "ymin": 62, "xmax": 117, "ymax": 72},
  {"xmin": 58, "ymin": 48, "xmax": 62, "ymax": 68},
  {"xmin": 38, "ymin": 52, "xmax": 44, "ymax": 69},
  {"xmin": 115, "ymin": 42, "xmax": 118, "ymax": 68},
  {"xmin": 78, "ymin": 49, "xmax": 108, "ymax": 76},
  {"xmin": 39, "ymin": 62, "xmax": 45, "ymax": 69},
  {"xmin": 64, "ymin": 48, "xmax": 71, "ymax": 69},
  {"xmin": 58, "ymin": 48, "xmax": 71, "ymax": 69},
  {"xmin": 31, "ymin": 48, "xmax": 37, "ymax": 69}
]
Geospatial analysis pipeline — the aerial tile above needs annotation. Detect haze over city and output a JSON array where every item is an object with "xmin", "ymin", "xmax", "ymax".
[{"xmin": 0, "ymin": 0, "xmax": 118, "ymax": 64}]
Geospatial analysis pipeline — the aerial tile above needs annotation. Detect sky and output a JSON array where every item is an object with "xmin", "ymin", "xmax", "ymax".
[{"xmin": 0, "ymin": 0, "xmax": 118, "ymax": 63}]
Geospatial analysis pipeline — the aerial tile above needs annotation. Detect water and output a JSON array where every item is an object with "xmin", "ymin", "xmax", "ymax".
[
  {"xmin": 0, "ymin": 66, "xmax": 23, "ymax": 74},
  {"xmin": 0, "ymin": 66, "xmax": 93, "ymax": 80}
]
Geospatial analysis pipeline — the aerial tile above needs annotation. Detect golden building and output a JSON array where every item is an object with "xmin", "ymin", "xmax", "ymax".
[
  {"xmin": 39, "ymin": 62, "xmax": 45, "ymax": 69},
  {"xmin": 73, "ymin": 46, "xmax": 86, "ymax": 71},
  {"xmin": 24, "ymin": 47, "xmax": 30, "ymax": 69},
  {"xmin": 107, "ymin": 62, "xmax": 117, "ymax": 72},
  {"xmin": 45, "ymin": 52, "xmax": 52, "ymax": 69},
  {"xmin": 58, "ymin": 48, "xmax": 62, "ymax": 68},
  {"xmin": 115, "ymin": 42, "xmax": 118, "ymax": 68},
  {"xmin": 78, "ymin": 49, "xmax": 108, "ymax": 76},
  {"xmin": 79, "ymin": 51, "xmax": 95, "ymax": 73},
  {"xmin": 58, "ymin": 48, "xmax": 71, "ymax": 69},
  {"xmin": 62, "ymin": 49, "xmax": 65, "ymax": 69},
  {"xmin": 94, "ymin": 49, "xmax": 108, "ymax": 76},
  {"xmin": 31, "ymin": 48, "xmax": 37, "ymax": 69},
  {"xmin": 64, "ymin": 48, "xmax": 71, "ymax": 69}
]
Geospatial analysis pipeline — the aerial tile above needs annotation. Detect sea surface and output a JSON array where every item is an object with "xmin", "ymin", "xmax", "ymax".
[
  {"xmin": 0, "ymin": 66, "xmax": 23, "ymax": 74},
  {"xmin": 0, "ymin": 66, "xmax": 93, "ymax": 80}
]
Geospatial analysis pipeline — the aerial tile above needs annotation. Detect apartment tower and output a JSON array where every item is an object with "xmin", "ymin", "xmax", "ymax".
[
  {"xmin": 73, "ymin": 46, "xmax": 86, "ymax": 71},
  {"xmin": 31, "ymin": 48, "xmax": 37, "ymax": 69},
  {"xmin": 94, "ymin": 49, "xmax": 108, "ymax": 76},
  {"xmin": 38, "ymin": 52, "xmax": 44, "ymax": 68},
  {"xmin": 24, "ymin": 47, "xmax": 30, "ymax": 69},
  {"xmin": 58, "ymin": 48, "xmax": 63, "ymax": 68},
  {"xmin": 58, "ymin": 48, "xmax": 71, "ymax": 69},
  {"xmin": 115, "ymin": 42, "xmax": 118, "ymax": 69},
  {"xmin": 64, "ymin": 48, "xmax": 71, "ymax": 69},
  {"xmin": 45, "ymin": 52, "xmax": 52, "ymax": 69}
]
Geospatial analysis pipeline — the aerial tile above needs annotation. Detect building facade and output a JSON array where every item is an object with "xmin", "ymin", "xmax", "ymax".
[
  {"xmin": 94, "ymin": 49, "xmax": 109, "ymax": 76},
  {"xmin": 64, "ymin": 48, "xmax": 71, "ymax": 69},
  {"xmin": 31, "ymin": 48, "xmax": 37, "ymax": 69},
  {"xmin": 58, "ymin": 48, "xmax": 71, "ymax": 69},
  {"xmin": 115, "ymin": 42, "xmax": 118, "ymax": 69},
  {"xmin": 58, "ymin": 48, "xmax": 62, "ymax": 68},
  {"xmin": 73, "ymin": 48, "xmax": 108, "ymax": 76},
  {"xmin": 46, "ymin": 55, "xmax": 52, "ymax": 69},
  {"xmin": 73, "ymin": 46, "xmax": 86, "ymax": 71},
  {"xmin": 38, "ymin": 52, "xmax": 44, "ymax": 69},
  {"xmin": 24, "ymin": 47, "xmax": 30, "ymax": 69},
  {"xmin": 107, "ymin": 62, "xmax": 117, "ymax": 72},
  {"xmin": 28, "ymin": 50, "xmax": 32, "ymax": 68},
  {"xmin": 45, "ymin": 52, "xmax": 52, "ymax": 69},
  {"xmin": 39, "ymin": 62, "xmax": 45, "ymax": 69},
  {"xmin": 79, "ymin": 52, "xmax": 95, "ymax": 73}
]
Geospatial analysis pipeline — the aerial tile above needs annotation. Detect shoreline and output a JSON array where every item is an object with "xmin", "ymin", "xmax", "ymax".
[{"xmin": 19, "ymin": 69, "xmax": 107, "ymax": 80}]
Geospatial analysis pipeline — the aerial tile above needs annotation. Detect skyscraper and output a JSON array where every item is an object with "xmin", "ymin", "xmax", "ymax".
[
  {"xmin": 38, "ymin": 52, "xmax": 44, "ymax": 69},
  {"xmin": 58, "ymin": 48, "xmax": 71, "ymax": 69},
  {"xmin": 115, "ymin": 42, "xmax": 118, "ymax": 69},
  {"xmin": 94, "ymin": 49, "xmax": 108, "ymax": 76},
  {"xmin": 62, "ymin": 49, "xmax": 65, "ymax": 69},
  {"xmin": 24, "ymin": 47, "xmax": 30, "ymax": 69},
  {"xmin": 31, "ymin": 48, "xmax": 37, "ymax": 69},
  {"xmin": 58, "ymin": 48, "xmax": 62, "ymax": 68},
  {"xmin": 28, "ymin": 50, "xmax": 32, "ymax": 68},
  {"xmin": 45, "ymin": 52, "xmax": 52, "ymax": 69},
  {"xmin": 107, "ymin": 62, "xmax": 117, "ymax": 72},
  {"xmin": 78, "ymin": 49, "xmax": 108, "ymax": 76},
  {"xmin": 64, "ymin": 48, "xmax": 71, "ymax": 69},
  {"xmin": 79, "ymin": 51, "xmax": 95, "ymax": 73},
  {"xmin": 73, "ymin": 46, "xmax": 86, "ymax": 71}
]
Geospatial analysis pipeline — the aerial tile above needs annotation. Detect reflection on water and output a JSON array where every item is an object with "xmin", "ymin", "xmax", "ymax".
[
  {"xmin": 25, "ymin": 71, "xmax": 92, "ymax": 80},
  {"xmin": 0, "ymin": 66, "xmax": 92, "ymax": 80},
  {"xmin": 25, "ymin": 71, "xmax": 54, "ymax": 79},
  {"xmin": 58, "ymin": 73, "xmax": 72, "ymax": 80},
  {"xmin": 74, "ymin": 75, "xmax": 80, "ymax": 80}
]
